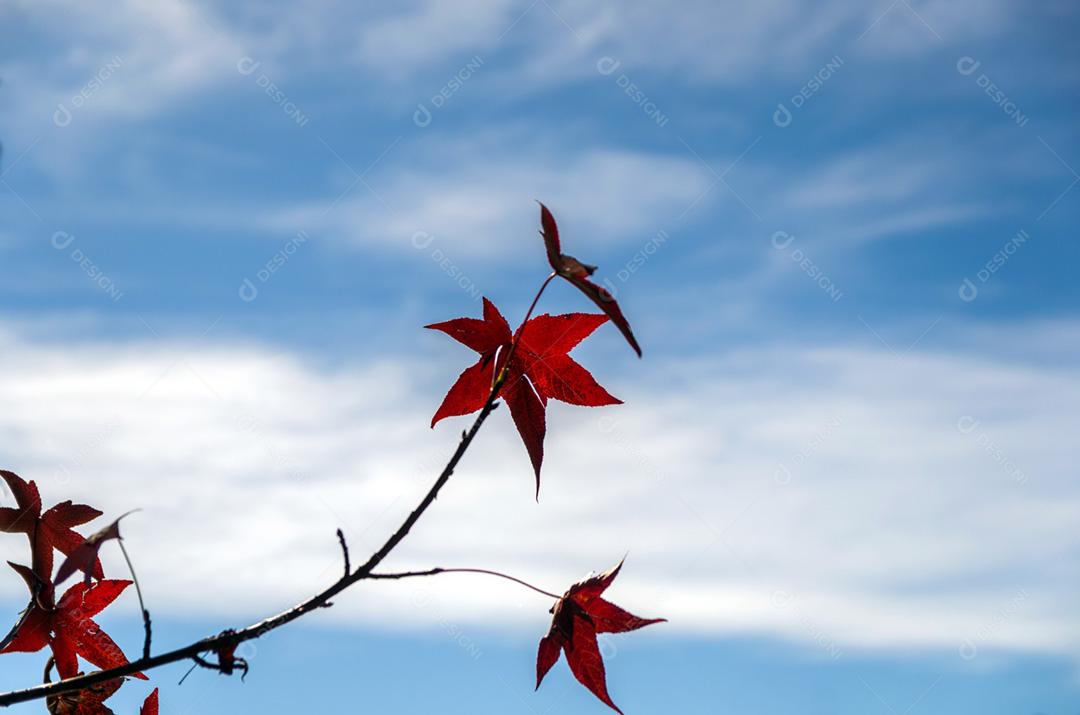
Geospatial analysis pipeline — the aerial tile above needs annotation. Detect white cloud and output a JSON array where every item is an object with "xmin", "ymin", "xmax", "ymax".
[
  {"xmin": 343, "ymin": 0, "xmax": 1015, "ymax": 88},
  {"xmin": 0, "ymin": 321, "xmax": 1077, "ymax": 660},
  {"xmin": 0, "ymin": 0, "xmax": 1025, "ymax": 244},
  {"xmin": 734, "ymin": 136, "xmax": 1008, "ymax": 251},
  {"xmin": 6, "ymin": 0, "xmax": 242, "ymax": 117},
  {"xmin": 352, "ymin": 0, "xmax": 518, "ymax": 76},
  {"xmin": 1, "ymin": 0, "xmax": 245, "ymax": 183},
  {"xmin": 262, "ymin": 145, "xmax": 712, "ymax": 258}
]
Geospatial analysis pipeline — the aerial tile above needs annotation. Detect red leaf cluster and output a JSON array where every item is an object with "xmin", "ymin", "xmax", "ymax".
[
  {"xmin": 2, "ymin": 203, "xmax": 654, "ymax": 713},
  {"xmin": 0, "ymin": 471, "xmax": 104, "ymax": 588},
  {"xmin": 1, "ymin": 470, "xmax": 157, "ymax": 712}
]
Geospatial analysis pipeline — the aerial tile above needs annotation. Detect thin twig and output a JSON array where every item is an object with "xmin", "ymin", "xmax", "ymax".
[
  {"xmin": 369, "ymin": 567, "xmax": 560, "ymax": 599},
  {"xmin": 336, "ymin": 529, "xmax": 351, "ymax": 577},
  {"xmin": 117, "ymin": 539, "xmax": 152, "ymax": 660},
  {"xmin": 0, "ymin": 275, "xmax": 557, "ymax": 708},
  {"xmin": 177, "ymin": 661, "xmax": 199, "ymax": 686}
]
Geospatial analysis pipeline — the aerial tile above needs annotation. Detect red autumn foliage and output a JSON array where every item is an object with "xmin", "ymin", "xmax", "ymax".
[
  {"xmin": 1, "ymin": 202, "xmax": 656, "ymax": 714},
  {"xmin": 0, "ymin": 471, "xmax": 104, "ymax": 586},
  {"xmin": 1, "ymin": 571, "xmax": 147, "ymax": 681},
  {"xmin": 139, "ymin": 688, "xmax": 158, "ymax": 715},
  {"xmin": 428, "ymin": 299, "xmax": 621, "ymax": 494},
  {"xmin": 45, "ymin": 675, "xmax": 123, "ymax": 715},
  {"xmin": 46, "ymin": 681, "xmax": 157, "ymax": 715},
  {"xmin": 536, "ymin": 560, "xmax": 665, "ymax": 713}
]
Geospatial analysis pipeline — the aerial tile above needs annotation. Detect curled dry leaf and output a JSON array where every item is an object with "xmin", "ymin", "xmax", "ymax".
[
  {"xmin": 55, "ymin": 512, "xmax": 136, "ymax": 588},
  {"xmin": 538, "ymin": 203, "xmax": 643, "ymax": 357}
]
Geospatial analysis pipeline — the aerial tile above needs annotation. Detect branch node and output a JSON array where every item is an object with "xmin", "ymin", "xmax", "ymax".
[
  {"xmin": 187, "ymin": 633, "xmax": 251, "ymax": 682},
  {"xmin": 191, "ymin": 652, "xmax": 249, "ymax": 681}
]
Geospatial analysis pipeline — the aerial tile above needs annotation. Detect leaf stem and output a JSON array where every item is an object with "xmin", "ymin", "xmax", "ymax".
[
  {"xmin": 492, "ymin": 272, "xmax": 557, "ymax": 392},
  {"xmin": 118, "ymin": 539, "xmax": 152, "ymax": 661},
  {"xmin": 368, "ymin": 567, "xmax": 560, "ymax": 599}
]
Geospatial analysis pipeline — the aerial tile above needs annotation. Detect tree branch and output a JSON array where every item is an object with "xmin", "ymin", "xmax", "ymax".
[
  {"xmin": 0, "ymin": 400, "xmax": 499, "ymax": 706},
  {"xmin": 0, "ymin": 274, "xmax": 557, "ymax": 708}
]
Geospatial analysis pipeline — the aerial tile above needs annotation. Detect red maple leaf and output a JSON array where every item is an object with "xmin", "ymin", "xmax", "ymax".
[
  {"xmin": 46, "ymin": 676, "xmax": 123, "ymax": 715},
  {"xmin": 535, "ymin": 560, "xmax": 664, "ymax": 713},
  {"xmin": 140, "ymin": 688, "xmax": 159, "ymax": 715},
  {"xmin": 0, "ymin": 470, "xmax": 104, "ymax": 585},
  {"xmin": 43, "ymin": 678, "xmax": 156, "ymax": 715},
  {"xmin": 46, "ymin": 678, "xmax": 121, "ymax": 714},
  {"xmin": 539, "ymin": 203, "xmax": 642, "ymax": 357},
  {"xmin": 0, "ymin": 564, "xmax": 146, "ymax": 681},
  {"xmin": 427, "ymin": 299, "xmax": 620, "ymax": 494}
]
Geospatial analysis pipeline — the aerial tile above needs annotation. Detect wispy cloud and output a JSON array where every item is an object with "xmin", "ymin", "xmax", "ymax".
[
  {"xmin": 261, "ymin": 143, "xmax": 712, "ymax": 258},
  {"xmin": 1, "ymin": 321, "xmax": 1076, "ymax": 656}
]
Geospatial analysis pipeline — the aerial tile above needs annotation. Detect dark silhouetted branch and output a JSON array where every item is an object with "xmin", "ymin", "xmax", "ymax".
[{"xmin": 0, "ymin": 274, "xmax": 558, "ymax": 709}]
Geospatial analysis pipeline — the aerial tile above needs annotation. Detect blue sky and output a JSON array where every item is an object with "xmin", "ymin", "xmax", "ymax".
[{"xmin": 1, "ymin": 1, "xmax": 1079, "ymax": 713}]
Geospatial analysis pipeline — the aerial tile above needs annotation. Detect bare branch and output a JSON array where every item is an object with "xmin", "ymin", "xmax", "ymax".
[{"xmin": 0, "ymin": 275, "xmax": 555, "ymax": 708}]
